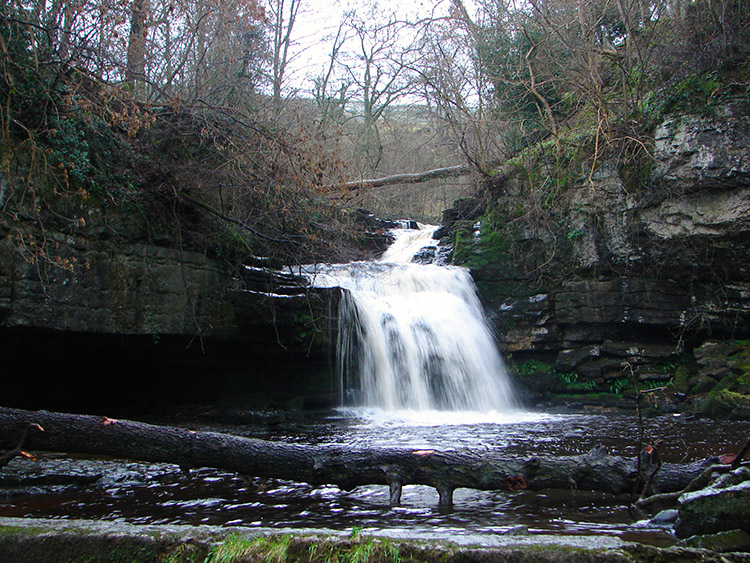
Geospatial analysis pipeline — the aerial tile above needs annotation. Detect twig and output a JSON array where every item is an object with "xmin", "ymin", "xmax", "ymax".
[
  {"xmin": 731, "ymin": 437, "xmax": 750, "ymax": 470},
  {"xmin": 0, "ymin": 422, "xmax": 44, "ymax": 468},
  {"xmin": 175, "ymin": 190, "xmax": 294, "ymax": 244}
]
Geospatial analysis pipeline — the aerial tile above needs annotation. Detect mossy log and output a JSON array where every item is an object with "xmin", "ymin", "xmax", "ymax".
[{"xmin": 0, "ymin": 407, "xmax": 714, "ymax": 508}]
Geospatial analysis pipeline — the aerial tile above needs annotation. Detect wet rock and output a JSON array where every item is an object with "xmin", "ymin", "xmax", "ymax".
[
  {"xmin": 653, "ymin": 107, "xmax": 750, "ymax": 192},
  {"xmin": 674, "ymin": 367, "xmax": 691, "ymax": 394},
  {"xmin": 501, "ymin": 525, "xmax": 529, "ymax": 536},
  {"xmin": 0, "ymin": 516, "xmax": 644, "ymax": 563},
  {"xmin": 675, "ymin": 468, "xmax": 750, "ymax": 538},
  {"xmin": 689, "ymin": 375, "xmax": 718, "ymax": 395},
  {"xmin": 433, "ymin": 244, "xmax": 453, "ymax": 266},
  {"xmin": 576, "ymin": 358, "xmax": 624, "ymax": 379},
  {"xmin": 196, "ymin": 408, "xmax": 288, "ymax": 425},
  {"xmin": 601, "ymin": 341, "xmax": 680, "ymax": 359},
  {"xmin": 0, "ymin": 456, "xmax": 182, "ymax": 499},
  {"xmin": 690, "ymin": 341, "xmax": 750, "ymax": 418},
  {"xmin": 650, "ymin": 509, "xmax": 679, "ymax": 526},
  {"xmin": 637, "ymin": 370, "xmax": 674, "ymax": 383},
  {"xmin": 676, "ymin": 529, "xmax": 750, "ymax": 553},
  {"xmin": 411, "ymin": 245, "xmax": 437, "ymax": 264},
  {"xmin": 555, "ymin": 346, "xmax": 601, "ymax": 372},
  {"xmin": 700, "ymin": 387, "xmax": 750, "ymax": 419},
  {"xmin": 729, "ymin": 407, "xmax": 750, "ymax": 421},
  {"xmin": 695, "ymin": 341, "xmax": 737, "ymax": 378},
  {"xmin": 352, "ymin": 209, "xmax": 400, "ymax": 231}
]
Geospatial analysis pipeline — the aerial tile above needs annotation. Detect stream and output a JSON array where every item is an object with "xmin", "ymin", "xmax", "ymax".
[{"xmin": 2, "ymin": 410, "xmax": 749, "ymax": 547}]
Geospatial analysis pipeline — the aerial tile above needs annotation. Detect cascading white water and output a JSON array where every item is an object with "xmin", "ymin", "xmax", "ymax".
[{"xmin": 303, "ymin": 224, "xmax": 517, "ymax": 413}]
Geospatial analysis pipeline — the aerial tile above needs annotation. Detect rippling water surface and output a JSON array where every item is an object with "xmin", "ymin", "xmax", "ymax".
[{"xmin": 2, "ymin": 409, "xmax": 748, "ymax": 546}]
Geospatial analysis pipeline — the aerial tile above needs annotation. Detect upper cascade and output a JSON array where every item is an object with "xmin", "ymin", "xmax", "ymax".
[
  {"xmin": 380, "ymin": 224, "xmax": 440, "ymax": 263},
  {"xmin": 302, "ymin": 223, "xmax": 517, "ymax": 413}
]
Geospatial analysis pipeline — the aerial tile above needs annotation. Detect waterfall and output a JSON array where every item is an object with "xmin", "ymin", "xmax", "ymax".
[{"xmin": 303, "ymin": 224, "xmax": 517, "ymax": 413}]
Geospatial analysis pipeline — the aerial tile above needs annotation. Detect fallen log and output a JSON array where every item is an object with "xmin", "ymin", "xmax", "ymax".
[
  {"xmin": 328, "ymin": 164, "xmax": 472, "ymax": 191},
  {"xmin": 0, "ymin": 407, "xmax": 715, "ymax": 508}
]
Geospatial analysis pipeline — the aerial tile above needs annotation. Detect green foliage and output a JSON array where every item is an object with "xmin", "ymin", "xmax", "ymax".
[
  {"xmin": 580, "ymin": 379, "xmax": 598, "ymax": 392},
  {"xmin": 608, "ymin": 377, "xmax": 630, "ymax": 395},
  {"xmin": 659, "ymin": 70, "xmax": 722, "ymax": 116},
  {"xmin": 557, "ymin": 371, "xmax": 578, "ymax": 386},
  {"xmin": 204, "ymin": 533, "xmax": 402, "ymax": 563},
  {"xmin": 0, "ymin": 6, "xmax": 141, "ymax": 213},
  {"xmin": 511, "ymin": 359, "xmax": 599, "ymax": 393},
  {"xmin": 478, "ymin": 26, "xmax": 555, "ymax": 150},
  {"xmin": 674, "ymin": 366, "xmax": 691, "ymax": 394},
  {"xmin": 315, "ymin": 536, "xmax": 401, "ymax": 563},
  {"xmin": 639, "ymin": 379, "xmax": 672, "ymax": 392},
  {"xmin": 700, "ymin": 387, "xmax": 750, "ymax": 418},
  {"xmin": 163, "ymin": 543, "xmax": 205, "ymax": 563},
  {"xmin": 204, "ymin": 534, "xmax": 291, "ymax": 563},
  {"xmin": 516, "ymin": 359, "xmax": 554, "ymax": 376},
  {"xmin": 660, "ymin": 362, "xmax": 676, "ymax": 374},
  {"xmin": 0, "ymin": 1, "xmax": 366, "ymax": 275},
  {"xmin": 47, "ymin": 118, "xmax": 93, "ymax": 186},
  {"xmin": 349, "ymin": 526, "xmax": 366, "ymax": 540},
  {"xmin": 728, "ymin": 340, "xmax": 750, "ymax": 388},
  {"xmin": 555, "ymin": 371, "xmax": 597, "ymax": 392},
  {"xmin": 566, "ymin": 229, "xmax": 585, "ymax": 241}
]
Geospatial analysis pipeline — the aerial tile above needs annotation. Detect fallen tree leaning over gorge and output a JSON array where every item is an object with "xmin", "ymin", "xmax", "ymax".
[{"xmin": 0, "ymin": 407, "xmax": 727, "ymax": 508}]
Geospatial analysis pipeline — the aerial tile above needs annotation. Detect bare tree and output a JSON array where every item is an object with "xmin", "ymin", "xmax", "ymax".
[
  {"xmin": 268, "ymin": 0, "xmax": 303, "ymax": 112},
  {"xmin": 339, "ymin": 4, "xmax": 433, "ymax": 176},
  {"xmin": 311, "ymin": 21, "xmax": 352, "ymax": 132},
  {"xmin": 412, "ymin": 1, "xmax": 514, "ymax": 173}
]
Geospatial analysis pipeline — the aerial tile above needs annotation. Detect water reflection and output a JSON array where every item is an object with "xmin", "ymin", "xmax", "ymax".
[
  {"xmin": 2, "ymin": 410, "xmax": 748, "ymax": 547},
  {"xmin": 260, "ymin": 409, "xmax": 742, "ymax": 463}
]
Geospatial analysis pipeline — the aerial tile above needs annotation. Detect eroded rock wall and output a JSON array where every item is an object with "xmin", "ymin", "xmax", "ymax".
[
  {"xmin": 447, "ymin": 103, "xmax": 750, "ymax": 410},
  {"xmin": 0, "ymin": 211, "xmax": 336, "ymax": 414}
]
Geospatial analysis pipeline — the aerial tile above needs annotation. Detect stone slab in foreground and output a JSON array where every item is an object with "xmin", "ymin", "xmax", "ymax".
[{"xmin": 1, "ymin": 517, "xmax": 747, "ymax": 563}]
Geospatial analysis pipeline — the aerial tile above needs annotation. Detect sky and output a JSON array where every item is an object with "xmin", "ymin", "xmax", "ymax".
[{"xmin": 280, "ymin": 0, "xmax": 459, "ymax": 95}]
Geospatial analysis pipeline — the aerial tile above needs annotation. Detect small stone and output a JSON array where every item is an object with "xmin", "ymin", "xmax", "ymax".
[
  {"xmin": 501, "ymin": 525, "xmax": 529, "ymax": 536},
  {"xmin": 650, "ymin": 509, "xmax": 678, "ymax": 526}
]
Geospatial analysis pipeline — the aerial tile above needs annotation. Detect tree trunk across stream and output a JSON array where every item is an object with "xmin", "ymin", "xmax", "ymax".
[{"xmin": 0, "ymin": 407, "xmax": 714, "ymax": 508}]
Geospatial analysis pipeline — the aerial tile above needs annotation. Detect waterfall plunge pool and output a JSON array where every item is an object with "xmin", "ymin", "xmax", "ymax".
[{"xmin": 2, "ymin": 410, "xmax": 749, "ymax": 548}]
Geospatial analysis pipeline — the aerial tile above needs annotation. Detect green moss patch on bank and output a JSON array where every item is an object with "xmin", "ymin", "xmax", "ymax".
[{"xmin": 6, "ymin": 517, "xmax": 737, "ymax": 563}]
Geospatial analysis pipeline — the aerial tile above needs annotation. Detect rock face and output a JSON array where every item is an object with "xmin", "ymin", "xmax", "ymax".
[
  {"xmin": 0, "ymin": 210, "xmax": 338, "ymax": 414},
  {"xmin": 447, "ymin": 102, "xmax": 750, "ymax": 407},
  {"xmin": 1, "ymin": 235, "xmax": 231, "ymax": 337}
]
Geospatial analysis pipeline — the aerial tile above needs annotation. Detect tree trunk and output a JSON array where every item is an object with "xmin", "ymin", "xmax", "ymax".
[
  {"xmin": 126, "ymin": 0, "xmax": 148, "ymax": 98},
  {"xmin": 0, "ymin": 407, "xmax": 715, "ymax": 508}
]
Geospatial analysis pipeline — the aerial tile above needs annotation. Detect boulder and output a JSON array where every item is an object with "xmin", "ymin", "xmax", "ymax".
[
  {"xmin": 676, "ymin": 529, "xmax": 750, "ymax": 553},
  {"xmin": 675, "ymin": 468, "xmax": 750, "ymax": 538}
]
